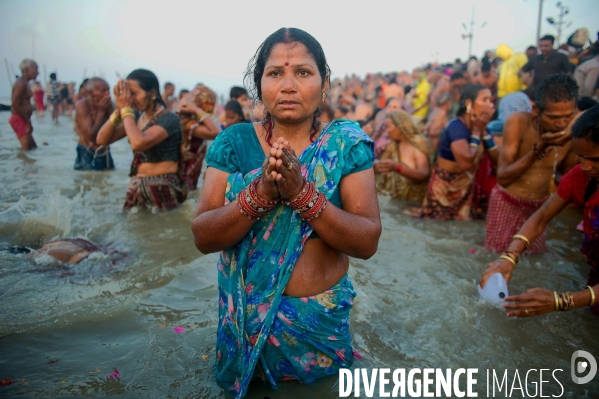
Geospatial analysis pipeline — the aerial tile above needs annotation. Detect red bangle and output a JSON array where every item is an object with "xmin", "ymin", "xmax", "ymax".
[{"xmin": 395, "ymin": 163, "xmax": 403, "ymax": 173}]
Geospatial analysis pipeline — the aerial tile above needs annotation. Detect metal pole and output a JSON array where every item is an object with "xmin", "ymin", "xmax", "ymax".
[
  {"xmin": 468, "ymin": 7, "xmax": 475, "ymax": 58},
  {"xmin": 4, "ymin": 58, "xmax": 13, "ymax": 87},
  {"xmin": 556, "ymin": 5, "xmax": 564, "ymax": 46},
  {"xmin": 536, "ymin": 0, "xmax": 544, "ymax": 45}
]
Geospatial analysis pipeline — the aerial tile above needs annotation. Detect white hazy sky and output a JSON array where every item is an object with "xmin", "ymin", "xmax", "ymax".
[{"xmin": 1, "ymin": 0, "xmax": 598, "ymax": 100}]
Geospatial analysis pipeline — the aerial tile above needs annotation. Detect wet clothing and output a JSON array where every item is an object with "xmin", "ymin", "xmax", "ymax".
[
  {"xmin": 206, "ymin": 120, "xmax": 373, "ymax": 398},
  {"xmin": 74, "ymin": 144, "xmax": 115, "ymax": 171},
  {"xmin": 124, "ymin": 109, "xmax": 186, "ymax": 211},
  {"xmin": 9, "ymin": 114, "xmax": 28, "ymax": 139},
  {"xmin": 438, "ymin": 118, "xmax": 470, "ymax": 162},
  {"xmin": 495, "ymin": 44, "xmax": 528, "ymax": 98},
  {"xmin": 123, "ymin": 173, "xmax": 186, "ymax": 211},
  {"xmin": 420, "ymin": 165, "xmax": 478, "ymax": 220},
  {"xmin": 557, "ymin": 165, "xmax": 599, "ymax": 287},
  {"xmin": 521, "ymin": 51, "xmax": 570, "ymax": 89},
  {"xmin": 484, "ymin": 184, "xmax": 548, "ymax": 253},
  {"xmin": 179, "ymin": 114, "xmax": 208, "ymax": 191},
  {"xmin": 137, "ymin": 111, "xmax": 182, "ymax": 163}
]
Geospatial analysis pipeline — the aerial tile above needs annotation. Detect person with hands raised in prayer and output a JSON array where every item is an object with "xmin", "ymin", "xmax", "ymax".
[
  {"xmin": 191, "ymin": 27, "xmax": 381, "ymax": 398},
  {"xmin": 480, "ymin": 105, "xmax": 599, "ymax": 318},
  {"xmin": 420, "ymin": 84, "xmax": 497, "ymax": 220},
  {"xmin": 97, "ymin": 69, "xmax": 185, "ymax": 211}
]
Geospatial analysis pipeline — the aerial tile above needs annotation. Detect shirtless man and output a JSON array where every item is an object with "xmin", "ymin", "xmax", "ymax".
[
  {"xmin": 73, "ymin": 77, "xmax": 115, "ymax": 170},
  {"xmin": 475, "ymin": 61, "xmax": 498, "ymax": 101},
  {"xmin": 484, "ymin": 74, "xmax": 579, "ymax": 253},
  {"xmin": 10, "ymin": 59, "xmax": 38, "ymax": 150},
  {"xmin": 162, "ymin": 82, "xmax": 176, "ymax": 110},
  {"xmin": 423, "ymin": 92, "xmax": 451, "ymax": 151}
]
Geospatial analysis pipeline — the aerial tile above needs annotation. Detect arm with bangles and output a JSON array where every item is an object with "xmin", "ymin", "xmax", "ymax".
[
  {"xmin": 496, "ymin": 113, "xmax": 548, "ymax": 187},
  {"xmin": 192, "ymin": 139, "xmax": 382, "ymax": 259},
  {"xmin": 375, "ymin": 152, "xmax": 429, "ymax": 182},
  {"xmin": 179, "ymin": 102, "xmax": 220, "ymax": 140},
  {"xmin": 480, "ymin": 193, "xmax": 597, "ymax": 317}
]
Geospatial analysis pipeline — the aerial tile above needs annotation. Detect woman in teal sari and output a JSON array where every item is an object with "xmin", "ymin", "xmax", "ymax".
[{"xmin": 191, "ymin": 28, "xmax": 381, "ymax": 398}]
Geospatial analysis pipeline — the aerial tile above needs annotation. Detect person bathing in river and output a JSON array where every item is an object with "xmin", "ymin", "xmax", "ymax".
[
  {"xmin": 374, "ymin": 109, "xmax": 431, "ymax": 201},
  {"xmin": 484, "ymin": 75, "xmax": 579, "ymax": 253},
  {"xmin": 8, "ymin": 238, "xmax": 114, "ymax": 264},
  {"xmin": 419, "ymin": 84, "xmax": 497, "ymax": 220},
  {"xmin": 480, "ymin": 105, "xmax": 599, "ymax": 317},
  {"xmin": 191, "ymin": 27, "xmax": 381, "ymax": 398},
  {"xmin": 73, "ymin": 78, "xmax": 115, "ymax": 170},
  {"xmin": 177, "ymin": 84, "xmax": 220, "ymax": 191},
  {"xmin": 97, "ymin": 69, "xmax": 186, "ymax": 211},
  {"xmin": 10, "ymin": 59, "xmax": 38, "ymax": 150}
]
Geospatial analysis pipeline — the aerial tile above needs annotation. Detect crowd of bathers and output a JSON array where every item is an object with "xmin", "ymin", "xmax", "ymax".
[{"xmin": 6, "ymin": 25, "xmax": 599, "ymax": 398}]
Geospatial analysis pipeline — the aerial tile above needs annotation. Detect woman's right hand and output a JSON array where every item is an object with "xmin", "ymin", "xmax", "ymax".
[
  {"xmin": 113, "ymin": 80, "xmax": 133, "ymax": 110},
  {"xmin": 480, "ymin": 258, "xmax": 514, "ymax": 288},
  {"xmin": 257, "ymin": 155, "xmax": 280, "ymax": 202}
]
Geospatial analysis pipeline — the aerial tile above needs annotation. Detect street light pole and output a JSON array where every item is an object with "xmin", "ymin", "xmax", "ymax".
[{"xmin": 536, "ymin": 0, "xmax": 544, "ymax": 45}]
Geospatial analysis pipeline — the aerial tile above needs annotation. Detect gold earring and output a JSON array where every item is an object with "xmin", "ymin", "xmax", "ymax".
[{"xmin": 152, "ymin": 96, "xmax": 156, "ymax": 100}]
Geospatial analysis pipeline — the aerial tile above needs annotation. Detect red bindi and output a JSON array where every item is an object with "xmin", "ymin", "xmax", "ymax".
[{"xmin": 285, "ymin": 62, "xmax": 289, "ymax": 66}]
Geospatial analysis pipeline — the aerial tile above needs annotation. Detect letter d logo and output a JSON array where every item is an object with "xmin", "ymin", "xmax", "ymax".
[{"xmin": 571, "ymin": 350, "xmax": 597, "ymax": 384}]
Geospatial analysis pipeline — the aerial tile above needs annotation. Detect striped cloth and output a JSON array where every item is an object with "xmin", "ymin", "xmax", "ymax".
[
  {"xmin": 123, "ymin": 173, "xmax": 186, "ymax": 211},
  {"xmin": 484, "ymin": 184, "xmax": 548, "ymax": 253}
]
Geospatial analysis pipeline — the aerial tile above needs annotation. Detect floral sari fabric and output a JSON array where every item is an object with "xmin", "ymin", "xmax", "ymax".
[{"xmin": 209, "ymin": 120, "xmax": 373, "ymax": 398}]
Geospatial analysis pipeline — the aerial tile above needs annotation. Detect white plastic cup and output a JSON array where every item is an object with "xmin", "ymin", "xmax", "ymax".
[{"xmin": 478, "ymin": 273, "xmax": 509, "ymax": 304}]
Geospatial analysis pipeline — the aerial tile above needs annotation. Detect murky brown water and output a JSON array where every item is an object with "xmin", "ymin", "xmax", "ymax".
[{"xmin": 0, "ymin": 111, "xmax": 597, "ymax": 398}]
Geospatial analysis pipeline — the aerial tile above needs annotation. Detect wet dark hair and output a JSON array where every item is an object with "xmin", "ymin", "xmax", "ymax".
[
  {"xmin": 534, "ymin": 74, "xmax": 578, "ymax": 113},
  {"xmin": 578, "ymin": 97, "xmax": 599, "ymax": 111},
  {"xmin": 164, "ymin": 82, "xmax": 174, "ymax": 89},
  {"xmin": 456, "ymin": 84, "xmax": 487, "ymax": 117},
  {"xmin": 572, "ymin": 104, "xmax": 599, "ymax": 144},
  {"xmin": 481, "ymin": 61, "xmax": 491, "ymax": 72},
  {"xmin": 450, "ymin": 72, "xmax": 464, "ymax": 81},
  {"xmin": 540, "ymin": 35, "xmax": 555, "ymax": 44},
  {"xmin": 178, "ymin": 89, "xmax": 189, "ymax": 100},
  {"xmin": 404, "ymin": 85, "xmax": 412, "ymax": 95},
  {"xmin": 50, "ymin": 72, "xmax": 56, "ymax": 80},
  {"xmin": 526, "ymin": 45, "xmax": 538, "ymax": 52},
  {"xmin": 243, "ymin": 27, "xmax": 331, "ymax": 144},
  {"xmin": 225, "ymin": 100, "xmax": 245, "ymax": 120},
  {"xmin": 126, "ymin": 69, "xmax": 166, "ymax": 108},
  {"xmin": 230, "ymin": 86, "xmax": 247, "ymax": 100},
  {"xmin": 79, "ymin": 78, "xmax": 89, "ymax": 91}
]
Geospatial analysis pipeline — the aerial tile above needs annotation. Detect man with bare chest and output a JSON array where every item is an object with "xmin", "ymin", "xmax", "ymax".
[
  {"xmin": 484, "ymin": 74, "xmax": 579, "ymax": 253},
  {"xmin": 73, "ymin": 77, "xmax": 115, "ymax": 170},
  {"xmin": 10, "ymin": 59, "xmax": 38, "ymax": 150}
]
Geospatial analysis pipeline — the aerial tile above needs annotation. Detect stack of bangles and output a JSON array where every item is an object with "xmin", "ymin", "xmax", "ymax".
[
  {"xmin": 120, "ymin": 107, "xmax": 135, "ymax": 120},
  {"xmin": 553, "ymin": 286, "xmax": 595, "ymax": 312},
  {"xmin": 109, "ymin": 109, "xmax": 122, "ymax": 126},
  {"xmin": 482, "ymin": 134, "xmax": 497, "ymax": 151},
  {"xmin": 236, "ymin": 177, "xmax": 279, "ymax": 219},
  {"xmin": 283, "ymin": 179, "xmax": 327, "ymax": 221},
  {"xmin": 499, "ymin": 234, "xmax": 530, "ymax": 266},
  {"xmin": 469, "ymin": 136, "xmax": 481, "ymax": 148}
]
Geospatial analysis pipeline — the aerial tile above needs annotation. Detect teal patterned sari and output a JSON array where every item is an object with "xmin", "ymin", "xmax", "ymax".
[{"xmin": 207, "ymin": 120, "xmax": 373, "ymax": 398}]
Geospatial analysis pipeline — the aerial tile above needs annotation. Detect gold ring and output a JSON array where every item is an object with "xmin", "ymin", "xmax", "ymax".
[{"xmin": 287, "ymin": 163, "xmax": 293, "ymax": 171}]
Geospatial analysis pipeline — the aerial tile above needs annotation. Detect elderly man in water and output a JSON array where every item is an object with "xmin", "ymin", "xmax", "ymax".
[
  {"xmin": 73, "ymin": 78, "xmax": 115, "ymax": 170},
  {"xmin": 484, "ymin": 74, "xmax": 579, "ymax": 253},
  {"xmin": 10, "ymin": 59, "xmax": 39, "ymax": 150}
]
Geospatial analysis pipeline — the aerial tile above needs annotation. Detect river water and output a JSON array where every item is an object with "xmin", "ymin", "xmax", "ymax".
[{"xmin": 0, "ymin": 111, "xmax": 597, "ymax": 398}]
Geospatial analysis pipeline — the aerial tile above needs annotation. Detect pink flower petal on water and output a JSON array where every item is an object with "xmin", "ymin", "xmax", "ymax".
[
  {"xmin": 352, "ymin": 350, "xmax": 363, "ymax": 360},
  {"xmin": 107, "ymin": 369, "xmax": 120, "ymax": 379},
  {"xmin": 174, "ymin": 327, "xmax": 185, "ymax": 333},
  {"xmin": 470, "ymin": 249, "xmax": 476, "ymax": 254}
]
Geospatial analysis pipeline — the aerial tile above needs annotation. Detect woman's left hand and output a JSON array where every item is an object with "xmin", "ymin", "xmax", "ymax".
[
  {"xmin": 374, "ymin": 159, "xmax": 398, "ymax": 175},
  {"xmin": 271, "ymin": 137, "xmax": 304, "ymax": 200},
  {"xmin": 114, "ymin": 79, "xmax": 133, "ymax": 110},
  {"xmin": 179, "ymin": 101, "xmax": 199, "ymax": 114},
  {"xmin": 503, "ymin": 287, "xmax": 555, "ymax": 317}
]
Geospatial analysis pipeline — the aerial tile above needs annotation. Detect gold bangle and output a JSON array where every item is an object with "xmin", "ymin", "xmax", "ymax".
[
  {"xmin": 587, "ymin": 286, "xmax": 595, "ymax": 306},
  {"xmin": 512, "ymin": 234, "xmax": 530, "ymax": 249},
  {"xmin": 499, "ymin": 254, "xmax": 516, "ymax": 267},
  {"xmin": 109, "ymin": 111, "xmax": 121, "ymax": 126},
  {"xmin": 554, "ymin": 291, "xmax": 559, "ymax": 312}
]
